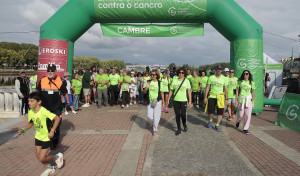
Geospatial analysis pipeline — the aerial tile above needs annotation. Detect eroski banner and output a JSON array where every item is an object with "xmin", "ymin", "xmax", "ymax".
[
  {"xmin": 94, "ymin": 0, "xmax": 206, "ymax": 20},
  {"xmin": 101, "ymin": 24, "xmax": 204, "ymax": 37},
  {"xmin": 37, "ymin": 39, "xmax": 69, "ymax": 83}
]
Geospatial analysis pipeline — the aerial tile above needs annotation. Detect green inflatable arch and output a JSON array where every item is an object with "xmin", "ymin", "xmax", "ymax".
[{"xmin": 39, "ymin": 0, "xmax": 263, "ymax": 114}]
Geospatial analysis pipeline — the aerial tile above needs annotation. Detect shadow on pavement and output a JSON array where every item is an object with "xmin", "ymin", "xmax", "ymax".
[{"xmin": 0, "ymin": 128, "xmax": 19, "ymax": 145}]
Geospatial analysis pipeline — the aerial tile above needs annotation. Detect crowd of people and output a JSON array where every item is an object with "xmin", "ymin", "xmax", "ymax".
[{"xmin": 15, "ymin": 64, "xmax": 258, "ymax": 175}]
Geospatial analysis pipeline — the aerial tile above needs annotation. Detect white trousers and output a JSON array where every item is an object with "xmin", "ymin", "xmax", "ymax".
[{"xmin": 147, "ymin": 100, "xmax": 162, "ymax": 132}]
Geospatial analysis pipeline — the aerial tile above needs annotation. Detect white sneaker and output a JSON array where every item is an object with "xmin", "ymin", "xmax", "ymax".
[
  {"xmin": 196, "ymin": 105, "xmax": 199, "ymax": 108},
  {"xmin": 40, "ymin": 165, "xmax": 55, "ymax": 176},
  {"xmin": 64, "ymin": 111, "xmax": 69, "ymax": 115},
  {"xmin": 55, "ymin": 153, "xmax": 64, "ymax": 169},
  {"xmin": 72, "ymin": 110, "xmax": 77, "ymax": 114},
  {"xmin": 121, "ymin": 105, "xmax": 124, "ymax": 108},
  {"xmin": 133, "ymin": 101, "xmax": 136, "ymax": 104},
  {"xmin": 130, "ymin": 103, "xmax": 132, "ymax": 106},
  {"xmin": 82, "ymin": 104, "xmax": 89, "ymax": 107},
  {"xmin": 126, "ymin": 104, "xmax": 129, "ymax": 108}
]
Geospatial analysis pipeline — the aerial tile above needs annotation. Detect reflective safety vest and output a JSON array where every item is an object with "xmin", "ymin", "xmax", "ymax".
[{"xmin": 40, "ymin": 76, "xmax": 63, "ymax": 92}]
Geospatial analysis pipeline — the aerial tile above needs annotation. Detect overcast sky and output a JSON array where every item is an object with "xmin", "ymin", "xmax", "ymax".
[{"xmin": 0, "ymin": 0, "xmax": 299, "ymax": 66}]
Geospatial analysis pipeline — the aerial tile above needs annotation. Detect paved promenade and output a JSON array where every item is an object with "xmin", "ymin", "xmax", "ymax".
[{"xmin": 0, "ymin": 104, "xmax": 299, "ymax": 176}]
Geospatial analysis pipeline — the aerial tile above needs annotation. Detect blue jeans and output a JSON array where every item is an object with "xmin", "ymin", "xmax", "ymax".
[
  {"xmin": 73, "ymin": 94, "xmax": 80, "ymax": 110},
  {"xmin": 138, "ymin": 89, "xmax": 144, "ymax": 103}
]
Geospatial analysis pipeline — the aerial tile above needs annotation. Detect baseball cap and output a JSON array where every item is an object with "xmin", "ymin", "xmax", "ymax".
[
  {"xmin": 19, "ymin": 69, "xmax": 26, "ymax": 74},
  {"xmin": 215, "ymin": 65, "xmax": 223, "ymax": 70},
  {"xmin": 47, "ymin": 64, "xmax": 56, "ymax": 71},
  {"xmin": 224, "ymin": 68, "xmax": 229, "ymax": 72}
]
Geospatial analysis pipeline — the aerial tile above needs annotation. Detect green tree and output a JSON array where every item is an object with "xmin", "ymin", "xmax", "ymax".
[{"xmin": 169, "ymin": 62, "xmax": 176, "ymax": 70}]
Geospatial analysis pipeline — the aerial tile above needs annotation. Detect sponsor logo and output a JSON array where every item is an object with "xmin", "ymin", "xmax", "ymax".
[
  {"xmin": 168, "ymin": 7, "xmax": 176, "ymax": 16},
  {"xmin": 39, "ymin": 47, "xmax": 67, "ymax": 56},
  {"xmin": 38, "ymin": 62, "xmax": 63, "ymax": 71},
  {"xmin": 237, "ymin": 59, "xmax": 247, "ymax": 69},
  {"xmin": 286, "ymin": 105, "xmax": 299, "ymax": 121},
  {"xmin": 170, "ymin": 27, "xmax": 177, "ymax": 34}
]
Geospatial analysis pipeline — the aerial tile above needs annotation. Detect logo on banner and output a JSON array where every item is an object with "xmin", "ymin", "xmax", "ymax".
[
  {"xmin": 170, "ymin": 27, "xmax": 177, "ymax": 34},
  {"xmin": 38, "ymin": 62, "xmax": 64, "ymax": 71},
  {"xmin": 286, "ymin": 105, "xmax": 299, "ymax": 121},
  {"xmin": 237, "ymin": 59, "xmax": 247, "ymax": 69},
  {"xmin": 39, "ymin": 47, "xmax": 67, "ymax": 56},
  {"xmin": 168, "ymin": 7, "xmax": 176, "ymax": 16}
]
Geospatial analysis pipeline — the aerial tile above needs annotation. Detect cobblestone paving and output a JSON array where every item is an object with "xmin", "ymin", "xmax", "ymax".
[
  {"xmin": 152, "ymin": 108, "xmax": 254, "ymax": 176},
  {"xmin": 264, "ymin": 130, "xmax": 300, "ymax": 152}
]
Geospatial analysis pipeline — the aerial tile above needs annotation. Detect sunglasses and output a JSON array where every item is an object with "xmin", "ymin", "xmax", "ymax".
[
  {"xmin": 179, "ymin": 72, "xmax": 184, "ymax": 74},
  {"xmin": 230, "ymin": 71, "xmax": 234, "ymax": 73},
  {"xmin": 47, "ymin": 70, "xmax": 55, "ymax": 73},
  {"xmin": 243, "ymin": 73, "xmax": 249, "ymax": 75},
  {"xmin": 151, "ymin": 74, "xmax": 156, "ymax": 76}
]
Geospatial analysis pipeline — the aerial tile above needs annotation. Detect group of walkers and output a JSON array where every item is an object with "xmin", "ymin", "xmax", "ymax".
[{"xmin": 15, "ymin": 63, "xmax": 256, "ymax": 176}]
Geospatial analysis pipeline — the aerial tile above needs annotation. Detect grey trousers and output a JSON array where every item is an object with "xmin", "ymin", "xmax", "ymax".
[{"xmin": 97, "ymin": 88, "xmax": 108, "ymax": 108}]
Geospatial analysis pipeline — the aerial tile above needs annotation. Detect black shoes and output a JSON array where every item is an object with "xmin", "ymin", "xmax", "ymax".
[
  {"xmin": 236, "ymin": 122, "xmax": 240, "ymax": 128},
  {"xmin": 182, "ymin": 125, "xmax": 188, "ymax": 132},
  {"xmin": 243, "ymin": 130, "xmax": 249, "ymax": 135},
  {"xmin": 175, "ymin": 130, "xmax": 181, "ymax": 136}
]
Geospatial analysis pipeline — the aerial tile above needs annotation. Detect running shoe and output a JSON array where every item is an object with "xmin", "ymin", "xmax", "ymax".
[
  {"xmin": 175, "ymin": 129, "xmax": 181, "ymax": 136},
  {"xmin": 40, "ymin": 165, "xmax": 55, "ymax": 176},
  {"xmin": 165, "ymin": 108, "xmax": 169, "ymax": 113},
  {"xmin": 126, "ymin": 104, "xmax": 129, "ymax": 108},
  {"xmin": 207, "ymin": 122, "xmax": 212, "ymax": 128},
  {"xmin": 215, "ymin": 126, "xmax": 221, "ymax": 132},
  {"xmin": 232, "ymin": 112, "xmax": 236, "ymax": 118},
  {"xmin": 64, "ymin": 111, "xmax": 69, "ymax": 115},
  {"xmin": 72, "ymin": 110, "xmax": 77, "ymax": 114},
  {"xmin": 236, "ymin": 122, "xmax": 240, "ymax": 128},
  {"xmin": 243, "ymin": 130, "xmax": 249, "ymax": 135},
  {"xmin": 82, "ymin": 104, "xmax": 89, "ymax": 108},
  {"xmin": 227, "ymin": 116, "xmax": 232, "ymax": 121},
  {"xmin": 121, "ymin": 105, "xmax": 124, "ymax": 108},
  {"xmin": 55, "ymin": 153, "xmax": 64, "ymax": 169},
  {"xmin": 130, "ymin": 103, "xmax": 132, "ymax": 106},
  {"xmin": 133, "ymin": 101, "xmax": 136, "ymax": 104},
  {"xmin": 161, "ymin": 108, "xmax": 164, "ymax": 112},
  {"xmin": 196, "ymin": 105, "xmax": 199, "ymax": 108}
]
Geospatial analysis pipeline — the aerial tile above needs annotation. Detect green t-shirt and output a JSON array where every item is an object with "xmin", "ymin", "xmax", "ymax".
[
  {"xmin": 190, "ymin": 76, "xmax": 201, "ymax": 92},
  {"xmin": 28, "ymin": 107, "xmax": 56, "ymax": 142},
  {"xmin": 109, "ymin": 74, "xmax": 121, "ymax": 86},
  {"xmin": 121, "ymin": 75, "xmax": 131, "ymax": 91},
  {"xmin": 201, "ymin": 76, "xmax": 208, "ymax": 88},
  {"xmin": 228, "ymin": 77, "xmax": 238, "ymax": 98},
  {"xmin": 71, "ymin": 79, "xmax": 82, "ymax": 94},
  {"xmin": 207, "ymin": 75, "xmax": 228, "ymax": 98},
  {"xmin": 186, "ymin": 75, "xmax": 193, "ymax": 82},
  {"xmin": 95, "ymin": 74, "xmax": 109, "ymax": 89},
  {"xmin": 238, "ymin": 80, "xmax": 256, "ymax": 103},
  {"xmin": 170, "ymin": 78, "xmax": 191, "ymax": 102},
  {"xmin": 160, "ymin": 77, "xmax": 170, "ymax": 92},
  {"xmin": 149, "ymin": 81, "xmax": 160, "ymax": 102},
  {"xmin": 30, "ymin": 75, "xmax": 37, "ymax": 89}
]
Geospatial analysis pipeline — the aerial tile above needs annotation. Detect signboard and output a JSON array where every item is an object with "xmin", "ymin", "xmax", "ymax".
[
  {"xmin": 101, "ymin": 23, "xmax": 204, "ymax": 37},
  {"xmin": 94, "ymin": 0, "xmax": 206, "ymax": 21},
  {"xmin": 37, "ymin": 39, "xmax": 69, "ymax": 83},
  {"xmin": 276, "ymin": 93, "xmax": 300, "ymax": 133}
]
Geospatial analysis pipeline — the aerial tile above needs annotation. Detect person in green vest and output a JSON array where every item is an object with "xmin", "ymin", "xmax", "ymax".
[
  {"xmin": 227, "ymin": 69, "xmax": 238, "ymax": 121},
  {"xmin": 144, "ymin": 69, "xmax": 164, "ymax": 136},
  {"xmin": 199, "ymin": 70, "xmax": 208, "ymax": 108},
  {"xmin": 108, "ymin": 68, "xmax": 121, "ymax": 106},
  {"xmin": 204, "ymin": 66, "xmax": 228, "ymax": 132},
  {"xmin": 95, "ymin": 68, "xmax": 109, "ymax": 110},
  {"xmin": 190, "ymin": 70, "xmax": 201, "ymax": 108},
  {"xmin": 235, "ymin": 70, "xmax": 255, "ymax": 135},
  {"xmin": 186, "ymin": 69, "xmax": 193, "ymax": 82},
  {"xmin": 160, "ymin": 71, "xmax": 171, "ymax": 113},
  {"xmin": 120, "ymin": 70, "xmax": 131, "ymax": 108},
  {"xmin": 71, "ymin": 73, "xmax": 82, "ymax": 111},
  {"xmin": 30, "ymin": 73, "xmax": 38, "ymax": 93},
  {"xmin": 168, "ymin": 67, "xmax": 192, "ymax": 136}
]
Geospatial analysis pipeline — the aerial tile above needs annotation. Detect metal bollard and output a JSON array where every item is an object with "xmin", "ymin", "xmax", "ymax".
[{"xmin": 4, "ymin": 93, "xmax": 13, "ymax": 111}]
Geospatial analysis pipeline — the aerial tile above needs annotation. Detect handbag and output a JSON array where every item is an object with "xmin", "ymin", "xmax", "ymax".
[{"xmin": 168, "ymin": 78, "xmax": 185, "ymax": 108}]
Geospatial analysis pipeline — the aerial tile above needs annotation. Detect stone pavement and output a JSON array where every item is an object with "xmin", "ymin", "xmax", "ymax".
[{"xmin": 0, "ymin": 104, "xmax": 299, "ymax": 176}]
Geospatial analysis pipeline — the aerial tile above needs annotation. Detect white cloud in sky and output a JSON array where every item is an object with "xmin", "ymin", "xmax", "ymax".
[{"xmin": 0, "ymin": 0, "xmax": 299, "ymax": 66}]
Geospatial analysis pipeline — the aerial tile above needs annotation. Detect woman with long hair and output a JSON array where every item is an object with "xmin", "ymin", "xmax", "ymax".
[
  {"xmin": 235, "ymin": 70, "xmax": 255, "ymax": 134},
  {"xmin": 144, "ymin": 69, "xmax": 164, "ymax": 136},
  {"xmin": 168, "ymin": 67, "xmax": 192, "ymax": 135},
  {"xmin": 160, "ymin": 71, "xmax": 171, "ymax": 113}
]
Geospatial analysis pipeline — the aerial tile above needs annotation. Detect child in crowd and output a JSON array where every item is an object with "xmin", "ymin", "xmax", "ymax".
[{"xmin": 17, "ymin": 92, "xmax": 64, "ymax": 176}]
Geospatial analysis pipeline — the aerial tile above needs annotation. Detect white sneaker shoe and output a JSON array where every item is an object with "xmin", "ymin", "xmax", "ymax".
[
  {"xmin": 130, "ymin": 103, "xmax": 132, "ymax": 106},
  {"xmin": 121, "ymin": 105, "xmax": 124, "ymax": 108},
  {"xmin": 133, "ymin": 101, "xmax": 136, "ymax": 104},
  {"xmin": 55, "ymin": 153, "xmax": 64, "ymax": 169},
  {"xmin": 126, "ymin": 104, "xmax": 129, "ymax": 108},
  {"xmin": 72, "ymin": 110, "xmax": 77, "ymax": 114},
  {"xmin": 40, "ymin": 165, "xmax": 55, "ymax": 176},
  {"xmin": 64, "ymin": 111, "xmax": 69, "ymax": 115},
  {"xmin": 82, "ymin": 104, "xmax": 89, "ymax": 107},
  {"xmin": 196, "ymin": 105, "xmax": 199, "ymax": 108}
]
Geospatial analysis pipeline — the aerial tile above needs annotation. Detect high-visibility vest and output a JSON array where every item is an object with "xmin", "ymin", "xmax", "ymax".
[{"xmin": 40, "ymin": 76, "xmax": 63, "ymax": 92}]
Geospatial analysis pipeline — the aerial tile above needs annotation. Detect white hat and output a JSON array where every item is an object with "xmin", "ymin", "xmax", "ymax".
[{"xmin": 224, "ymin": 68, "xmax": 229, "ymax": 72}]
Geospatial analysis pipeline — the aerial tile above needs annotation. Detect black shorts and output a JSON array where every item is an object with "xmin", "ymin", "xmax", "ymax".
[
  {"xmin": 207, "ymin": 98, "xmax": 224, "ymax": 115},
  {"xmin": 35, "ymin": 139, "xmax": 52, "ymax": 149},
  {"xmin": 163, "ymin": 92, "xmax": 169, "ymax": 96}
]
